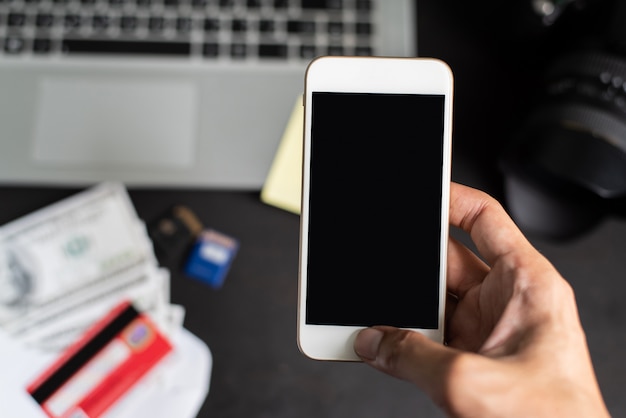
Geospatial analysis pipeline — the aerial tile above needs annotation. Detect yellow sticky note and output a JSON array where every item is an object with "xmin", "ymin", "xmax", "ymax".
[{"xmin": 260, "ymin": 97, "xmax": 303, "ymax": 214}]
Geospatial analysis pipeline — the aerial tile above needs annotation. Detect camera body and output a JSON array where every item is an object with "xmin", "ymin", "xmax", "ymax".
[{"xmin": 500, "ymin": 0, "xmax": 626, "ymax": 240}]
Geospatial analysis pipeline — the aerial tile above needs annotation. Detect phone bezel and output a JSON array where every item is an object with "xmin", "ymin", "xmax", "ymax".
[{"xmin": 298, "ymin": 56, "xmax": 454, "ymax": 361}]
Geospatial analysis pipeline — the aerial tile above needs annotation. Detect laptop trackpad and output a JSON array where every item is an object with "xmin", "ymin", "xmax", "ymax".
[{"xmin": 33, "ymin": 78, "xmax": 197, "ymax": 168}]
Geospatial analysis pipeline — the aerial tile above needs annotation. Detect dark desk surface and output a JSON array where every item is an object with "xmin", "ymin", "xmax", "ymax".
[{"xmin": 1, "ymin": 1, "xmax": 626, "ymax": 417}]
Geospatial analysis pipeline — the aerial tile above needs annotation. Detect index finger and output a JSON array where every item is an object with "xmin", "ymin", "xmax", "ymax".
[{"xmin": 448, "ymin": 182, "xmax": 533, "ymax": 265}]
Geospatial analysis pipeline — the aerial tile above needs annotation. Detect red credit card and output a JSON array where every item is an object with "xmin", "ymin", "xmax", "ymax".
[{"xmin": 27, "ymin": 300, "xmax": 173, "ymax": 418}]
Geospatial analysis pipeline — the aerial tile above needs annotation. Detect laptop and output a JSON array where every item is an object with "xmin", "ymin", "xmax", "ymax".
[{"xmin": 0, "ymin": 0, "xmax": 416, "ymax": 189}]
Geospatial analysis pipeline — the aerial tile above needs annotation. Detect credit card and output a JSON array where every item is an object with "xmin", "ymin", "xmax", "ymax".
[{"xmin": 27, "ymin": 300, "xmax": 173, "ymax": 418}]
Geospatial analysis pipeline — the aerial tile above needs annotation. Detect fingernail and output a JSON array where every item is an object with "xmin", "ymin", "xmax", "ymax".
[{"xmin": 354, "ymin": 328, "xmax": 384, "ymax": 360}]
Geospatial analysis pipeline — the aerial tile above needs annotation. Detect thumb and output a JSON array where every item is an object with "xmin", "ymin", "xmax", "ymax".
[{"xmin": 354, "ymin": 326, "xmax": 460, "ymax": 396}]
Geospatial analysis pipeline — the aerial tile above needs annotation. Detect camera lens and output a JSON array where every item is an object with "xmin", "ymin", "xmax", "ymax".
[{"xmin": 501, "ymin": 49, "xmax": 626, "ymax": 240}]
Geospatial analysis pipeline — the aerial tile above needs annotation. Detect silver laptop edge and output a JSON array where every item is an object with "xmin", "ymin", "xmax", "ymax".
[{"xmin": 0, "ymin": 1, "xmax": 416, "ymax": 189}]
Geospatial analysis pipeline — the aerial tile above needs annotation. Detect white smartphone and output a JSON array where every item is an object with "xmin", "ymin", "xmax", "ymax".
[{"xmin": 297, "ymin": 56, "xmax": 454, "ymax": 361}]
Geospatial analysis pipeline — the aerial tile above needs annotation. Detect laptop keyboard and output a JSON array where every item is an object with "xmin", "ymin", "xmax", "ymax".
[{"xmin": 0, "ymin": 0, "xmax": 376, "ymax": 61}]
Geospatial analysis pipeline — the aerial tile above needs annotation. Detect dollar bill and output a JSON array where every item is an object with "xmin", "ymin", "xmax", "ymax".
[
  {"xmin": 13, "ymin": 265, "xmax": 171, "ymax": 352},
  {"xmin": 0, "ymin": 182, "xmax": 157, "ymax": 327}
]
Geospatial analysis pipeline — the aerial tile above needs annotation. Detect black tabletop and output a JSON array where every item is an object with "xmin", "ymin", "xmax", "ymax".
[{"xmin": 1, "ymin": 1, "xmax": 625, "ymax": 417}]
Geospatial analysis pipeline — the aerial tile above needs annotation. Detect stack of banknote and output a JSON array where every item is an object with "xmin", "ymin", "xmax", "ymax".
[{"xmin": 0, "ymin": 182, "xmax": 180, "ymax": 353}]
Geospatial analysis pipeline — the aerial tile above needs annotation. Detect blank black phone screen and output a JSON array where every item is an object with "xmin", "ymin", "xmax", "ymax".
[{"xmin": 305, "ymin": 92, "xmax": 446, "ymax": 328}]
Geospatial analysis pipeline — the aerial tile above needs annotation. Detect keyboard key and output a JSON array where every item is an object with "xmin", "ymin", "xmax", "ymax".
[
  {"xmin": 7, "ymin": 12, "xmax": 26, "ymax": 27},
  {"xmin": 176, "ymin": 17, "xmax": 192, "ymax": 33},
  {"xmin": 4, "ymin": 36, "xmax": 24, "ymax": 53},
  {"xmin": 356, "ymin": 0, "xmax": 371, "ymax": 11},
  {"xmin": 287, "ymin": 20, "xmax": 315, "ymax": 34},
  {"xmin": 204, "ymin": 18, "xmax": 219, "ymax": 32},
  {"xmin": 259, "ymin": 19, "xmax": 275, "ymax": 33},
  {"xmin": 302, "ymin": 0, "xmax": 341, "ymax": 9},
  {"xmin": 273, "ymin": 0, "xmax": 288, "ymax": 8},
  {"xmin": 33, "ymin": 38, "xmax": 52, "ymax": 53},
  {"xmin": 354, "ymin": 46, "xmax": 372, "ymax": 56},
  {"xmin": 36, "ymin": 13, "xmax": 55, "ymax": 28},
  {"xmin": 231, "ymin": 19, "xmax": 247, "ymax": 32},
  {"xmin": 300, "ymin": 44, "xmax": 316, "ymax": 59},
  {"xmin": 120, "ymin": 15, "xmax": 138, "ymax": 31},
  {"xmin": 64, "ymin": 14, "xmax": 82, "ymax": 30},
  {"xmin": 327, "ymin": 21, "xmax": 343, "ymax": 35},
  {"xmin": 231, "ymin": 43, "xmax": 246, "ymax": 58},
  {"xmin": 259, "ymin": 43, "xmax": 287, "ymax": 58},
  {"xmin": 149, "ymin": 16, "xmax": 166, "ymax": 32},
  {"xmin": 62, "ymin": 39, "xmax": 191, "ymax": 55},
  {"xmin": 202, "ymin": 42, "xmax": 219, "ymax": 57},
  {"xmin": 92, "ymin": 14, "xmax": 110, "ymax": 31},
  {"xmin": 327, "ymin": 45, "xmax": 343, "ymax": 55},
  {"xmin": 355, "ymin": 22, "xmax": 372, "ymax": 35}
]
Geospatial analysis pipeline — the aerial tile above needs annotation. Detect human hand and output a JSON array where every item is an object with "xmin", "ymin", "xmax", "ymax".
[{"xmin": 354, "ymin": 182, "xmax": 610, "ymax": 418}]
